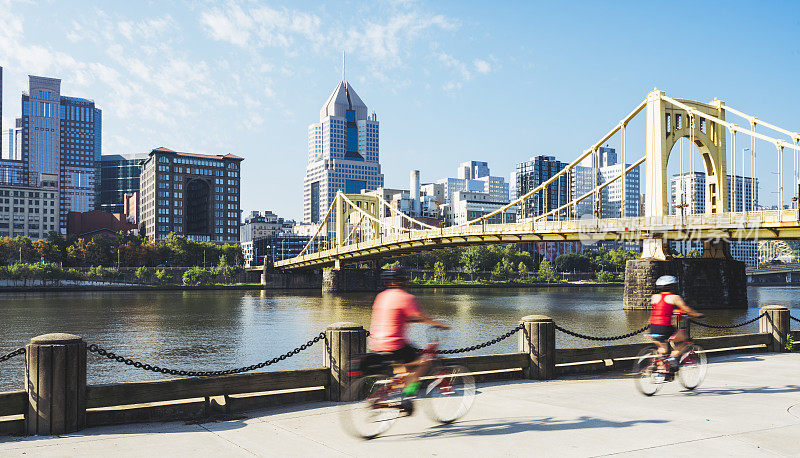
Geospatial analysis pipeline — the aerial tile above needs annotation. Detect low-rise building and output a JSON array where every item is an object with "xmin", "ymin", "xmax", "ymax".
[
  {"xmin": 245, "ymin": 233, "xmax": 312, "ymax": 267},
  {"xmin": 66, "ymin": 209, "xmax": 137, "ymax": 238},
  {"xmin": 0, "ymin": 173, "xmax": 58, "ymax": 239},
  {"xmin": 240, "ymin": 210, "xmax": 296, "ymax": 267}
]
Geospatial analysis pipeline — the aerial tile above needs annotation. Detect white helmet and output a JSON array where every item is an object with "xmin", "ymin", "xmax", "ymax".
[{"xmin": 655, "ymin": 275, "xmax": 678, "ymax": 288}]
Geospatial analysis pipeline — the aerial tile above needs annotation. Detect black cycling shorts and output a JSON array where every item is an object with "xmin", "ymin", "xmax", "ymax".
[
  {"xmin": 389, "ymin": 345, "xmax": 418, "ymax": 364},
  {"xmin": 649, "ymin": 324, "xmax": 675, "ymax": 342}
]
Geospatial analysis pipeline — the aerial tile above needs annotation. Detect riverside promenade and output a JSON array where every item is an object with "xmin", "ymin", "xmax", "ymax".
[{"xmin": 2, "ymin": 353, "xmax": 799, "ymax": 457}]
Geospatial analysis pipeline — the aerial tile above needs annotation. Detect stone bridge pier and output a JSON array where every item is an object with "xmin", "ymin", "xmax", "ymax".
[
  {"xmin": 322, "ymin": 263, "xmax": 382, "ymax": 293},
  {"xmin": 624, "ymin": 240, "xmax": 747, "ymax": 310}
]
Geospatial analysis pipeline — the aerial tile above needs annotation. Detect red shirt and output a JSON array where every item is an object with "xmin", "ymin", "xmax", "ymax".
[
  {"xmin": 650, "ymin": 292, "xmax": 676, "ymax": 326},
  {"xmin": 369, "ymin": 288, "xmax": 422, "ymax": 351}
]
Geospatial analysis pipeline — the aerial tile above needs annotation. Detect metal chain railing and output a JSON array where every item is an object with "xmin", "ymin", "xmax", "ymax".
[
  {"xmin": 0, "ymin": 347, "xmax": 25, "ymax": 364},
  {"xmin": 688, "ymin": 313, "xmax": 765, "ymax": 329},
  {"xmin": 87, "ymin": 332, "xmax": 326, "ymax": 377},
  {"xmin": 554, "ymin": 324, "xmax": 649, "ymax": 341},
  {"xmin": 436, "ymin": 324, "xmax": 523, "ymax": 355}
]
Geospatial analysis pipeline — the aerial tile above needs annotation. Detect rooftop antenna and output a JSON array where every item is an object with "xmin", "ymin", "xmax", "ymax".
[{"xmin": 342, "ymin": 51, "xmax": 345, "ymax": 82}]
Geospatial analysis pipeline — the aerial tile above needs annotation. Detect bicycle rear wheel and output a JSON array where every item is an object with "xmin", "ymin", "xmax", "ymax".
[
  {"xmin": 678, "ymin": 344, "xmax": 707, "ymax": 390},
  {"xmin": 633, "ymin": 346, "xmax": 665, "ymax": 396},
  {"xmin": 339, "ymin": 375, "xmax": 400, "ymax": 439},
  {"xmin": 423, "ymin": 364, "xmax": 476, "ymax": 424}
]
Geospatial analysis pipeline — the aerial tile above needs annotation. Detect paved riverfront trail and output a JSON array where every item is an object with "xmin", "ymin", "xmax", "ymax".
[{"xmin": 2, "ymin": 353, "xmax": 800, "ymax": 456}]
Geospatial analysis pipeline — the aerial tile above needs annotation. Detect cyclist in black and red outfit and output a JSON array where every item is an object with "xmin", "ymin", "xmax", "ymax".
[{"xmin": 649, "ymin": 275, "xmax": 704, "ymax": 370}]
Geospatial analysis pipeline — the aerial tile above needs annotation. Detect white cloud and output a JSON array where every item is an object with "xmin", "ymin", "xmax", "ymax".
[
  {"xmin": 438, "ymin": 52, "xmax": 471, "ymax": 80},
  {"xmin": 200, "ymin": 3, "xmax": 321, "ymax": 49},
  {"xmin": 199, "ymin": 2, "xmax": 458, "ymax": 71},
  {"xmin": 474, "ymin": 58, "xmax": 491, "ymax": 74},
  {"xmin": 117, "ymin": 15, "xmax": 174, "ymax": 42},
  {"xmin": 342, "ymin": 13, "xmax": 458, "ymax": 66}
]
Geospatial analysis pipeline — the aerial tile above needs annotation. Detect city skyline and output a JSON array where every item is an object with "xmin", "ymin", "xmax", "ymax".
[{"xmin": 1, "ymin": 1, "xmax": 799, "ymax": 220}]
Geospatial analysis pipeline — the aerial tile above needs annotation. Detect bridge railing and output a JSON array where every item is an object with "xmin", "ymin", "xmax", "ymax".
[{"xmin": 3, "ymin": 307, "xmax": 792, "ymax": 436}]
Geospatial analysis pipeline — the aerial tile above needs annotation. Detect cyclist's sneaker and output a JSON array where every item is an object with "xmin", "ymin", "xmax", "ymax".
[
  {"xmin": 402, "ymin": 381, "xmax": 421, "ymax": 396},
  {"xmin": 400, "ymin": 397, "xmax": 414, "ymax": 416}
]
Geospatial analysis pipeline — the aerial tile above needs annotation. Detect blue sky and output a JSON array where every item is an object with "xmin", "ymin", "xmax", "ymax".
[{"xmin": 1, "ymin": 0, "xmax": 799, "ymax": 219}]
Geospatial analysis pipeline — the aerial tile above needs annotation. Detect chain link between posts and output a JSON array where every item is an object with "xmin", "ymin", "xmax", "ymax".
[
  {"xmin": 86, "ymin": 332, "xmax": 326, "ymax": 377},
  {"xmin": 0, "ymin": 347, "xmax": 25, "ymax": 364},
  {"xmin": 32, "ymin": 312, "xmax": 790, "ymax": 373},
  {"xmin": 554, "ymin": 324, "xmax": 649, "ymax": 341},
  {"xmin": 435, "ymin": 324, "xmax": 523, "ymax": 355},
  {"xmin": 688, "ymin": 313, "xmax": 765, "ymax": 329}
]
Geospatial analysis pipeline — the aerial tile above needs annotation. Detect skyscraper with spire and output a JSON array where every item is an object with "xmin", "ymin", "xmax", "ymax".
[{"xmin": 303, "ymin": 73, "xmax": 383, "ymax": 224}]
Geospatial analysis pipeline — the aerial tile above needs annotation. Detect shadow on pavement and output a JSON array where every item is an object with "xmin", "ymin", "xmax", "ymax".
[
  {"xmin": 683, "ymin": 384, "xmax": 800, "ymax": 397},
  {"xmin": 386, "ymin": 415, "xmax": 669, "ymax": 440}
]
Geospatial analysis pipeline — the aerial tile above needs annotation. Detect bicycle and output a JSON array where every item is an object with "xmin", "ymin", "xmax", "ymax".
[
  {"xmin": 634, "ymin": 337, "xmax": 707, "ymax": 396},
  {"xmin": 339, "ymin": 327, "xmax": 476, "ymax": 439}
]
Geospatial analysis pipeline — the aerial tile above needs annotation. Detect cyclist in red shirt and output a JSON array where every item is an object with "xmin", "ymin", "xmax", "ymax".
[
  {"xmin": 649, "ymin": 275, "xmax": 704, "ymax": 370},
  {"xmin": 369, "ymin": 268, "xmax": 448, "ymax": 410}
]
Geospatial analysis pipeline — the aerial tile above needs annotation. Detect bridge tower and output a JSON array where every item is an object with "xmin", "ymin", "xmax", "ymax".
[
  {"xmin": 322, "ymin": 192, "xmax": 383, "ymax": 293},
  {"xmin": 626, "ymin": 90, "xmax": 745, "ymax": 309},
  {"xmin": 642, "ymin": 89, "xmax": 728, "ymax": 257}
]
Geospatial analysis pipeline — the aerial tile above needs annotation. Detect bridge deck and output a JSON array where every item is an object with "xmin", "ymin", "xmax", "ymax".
[
  {"xmin": 3, "ymin": 353, "xmax": 800, "ymax": 456},
  {"xmin": 273, "ymin": 209, "xmax": 800, "ymax": 270}
]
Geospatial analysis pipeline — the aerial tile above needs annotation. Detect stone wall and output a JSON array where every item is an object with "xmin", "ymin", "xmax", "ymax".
[
  {"xmin": 322, "ymin": 268, "xmax": 381, "ymax": 293},
  {"xmin": 261, "ymin": 271, "xmax": 321, "ymax": 289},
  {"xmin": 624, "ymin": 258, "xmax": 747, "ymax": 309}
]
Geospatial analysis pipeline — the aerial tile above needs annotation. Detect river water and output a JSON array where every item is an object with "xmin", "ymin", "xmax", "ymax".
[{"xmin": 1, "ymin": 286, "xmax": 798, "ymax": 391}]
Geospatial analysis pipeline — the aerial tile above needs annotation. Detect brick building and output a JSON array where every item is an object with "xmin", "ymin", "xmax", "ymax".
[{"xmin": 139, "ymin": 147, "xmax": 242, "ymax": 243}]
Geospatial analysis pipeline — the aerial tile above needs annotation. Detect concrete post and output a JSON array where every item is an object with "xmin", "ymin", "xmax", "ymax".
[
  {"xmin": 759, "ymin": 306, "xmax": 790, "ymax": 352},
  {"xmin": 519, "ymin": 315, "xmax": 555, "ymax": 380},
  {"xmin": 25, "ymin": 333, "xmax": 86, "ymax": 436},
  {"xmin": 324, "ymin": 322, "xmax": 367, "ymax": 401}
]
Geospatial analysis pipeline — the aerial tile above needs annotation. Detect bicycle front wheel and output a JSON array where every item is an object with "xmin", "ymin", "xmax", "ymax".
[
  {"xmin": 633, "ymin": 346, "xmax": 665, "ymax": 396},
  {"xmin": 678, "ymin": 344, "xmax": 707, "ymax": 390},
  {"xmin": 423, "ymin": 364, "xmax": 476, "ymax": 424},
  {"xmin": 339, "ymin": 375, "xmax": 399, "ymax": 439}
]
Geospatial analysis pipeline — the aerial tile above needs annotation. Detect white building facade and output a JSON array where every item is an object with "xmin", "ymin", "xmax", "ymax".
[
  {"xmin": 303, "ymin": 80, "xmax": 383, "ymax": 225},
  {"xmin": 436, "ymin": 161, "xmax": 509, "ymax": 206},
  {"xmin": 670, "ymin": 172, "xmax": 759, "ymax": 266},
  {"xmin": 445, "ymin": 190, "xmax": 516, "ymax": 226}
]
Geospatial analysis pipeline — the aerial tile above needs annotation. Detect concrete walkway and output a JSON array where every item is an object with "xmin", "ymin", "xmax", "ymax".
[{"xmin": 2, "ymin": 353, "xmax": 800, "ymax": 457}]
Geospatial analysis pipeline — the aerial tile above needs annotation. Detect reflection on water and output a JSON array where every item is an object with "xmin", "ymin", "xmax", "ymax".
[{"xmin": 0, "ymin": 286, "xmax": 797, "ymax": 391}]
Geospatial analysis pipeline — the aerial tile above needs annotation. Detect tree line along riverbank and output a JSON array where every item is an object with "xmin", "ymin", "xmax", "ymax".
[
  {"xmin": 382, "ymin": 245, "xmax": 644, "ymax": 284},
  {"xmin": 0, "ymin": 232, "xmax": 242, "ymax": 267}
]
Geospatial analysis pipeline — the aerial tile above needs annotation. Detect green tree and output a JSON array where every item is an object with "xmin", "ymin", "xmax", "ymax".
[
  {"xmin": 517, "ymin": 261, "xmax": 528, "ymax": 279},
  {"xmin": 554, "ymin": 253, "xmax": 592, "ymax": 272},
  {"xmin": 135, "ymin": 266, "xmax": 152, "ymax": 284},
  {"xmin": 597, "ymin": 270, "xmax": 616, "ymax": 282},
  {"xmin": 433, "ymin": 261, "xmax": 446, "ymax": 283},
  {"xmin": 491, "ymin": 258, "xmax": 514, "ymax": 281},
  {"xmin": 460, "ymin": 247, "xmax": 484, "ymax": 280},
  {"xmin": 155, "ymin": 269, "xmax": 172, "ymax": 285},
  {"xmin": 7, "ymin": 263, "xmax": 23, "ymax": 285},
  {"xmin": 536, "ymin": 260, "xmax": 558, "ymax": 283},
  {"xmin": 226, "ymin": 265, "xmax": 243, "ymax": 283}
]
